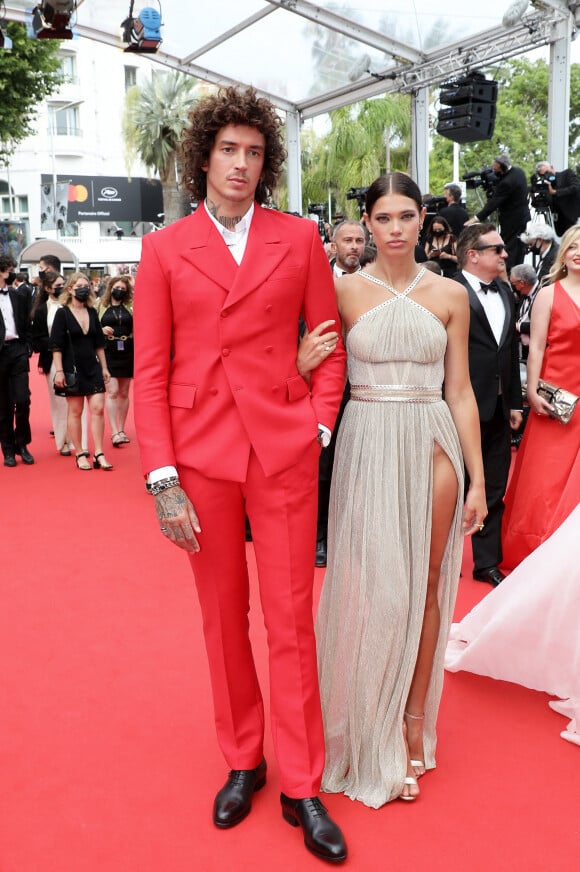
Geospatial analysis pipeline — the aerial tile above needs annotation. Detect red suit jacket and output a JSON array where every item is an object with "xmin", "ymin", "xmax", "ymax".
[{"xmin": 133, "ymin": 204, "xmax": 346, "ymax": 480}]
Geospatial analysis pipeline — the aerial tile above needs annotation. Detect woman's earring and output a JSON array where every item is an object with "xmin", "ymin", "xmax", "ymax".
[{"xmin": 563, "ymin": 263, "xmax": 568, "ymax": 275}]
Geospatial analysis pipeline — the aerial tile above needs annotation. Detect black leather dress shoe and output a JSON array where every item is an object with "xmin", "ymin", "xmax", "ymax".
[
  {"xmin": 280, "ymin": 793, "xmax": 347, "ymax": 863},
  {"xmin": 16, "ymin": 445, "xmax": 35, "ymax": 465},
  {"xmin": 473, "ymin": 567, "xmax": 505, "ymax": 587},
  {"xmin": 315, "ymin": 539, "xmax": 327, "ymax": 568},
  {"xmin": 213, "ymin": 759, "xmax": 267, "ymax": 828},
  {"xmin": 3, "ymin": 452, "xmax": 16, "ymax": 467}
]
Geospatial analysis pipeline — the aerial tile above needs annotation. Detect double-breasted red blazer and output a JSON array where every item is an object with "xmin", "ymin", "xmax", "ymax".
[{"xmin": 133, "ymin": 204, "xmax": 346, "ymax": 481}]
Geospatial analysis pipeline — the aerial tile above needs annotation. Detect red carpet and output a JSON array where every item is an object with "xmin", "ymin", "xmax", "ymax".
[{"xmin": 1, "ymin": 370, "xmax": 578, "ymax": 871}]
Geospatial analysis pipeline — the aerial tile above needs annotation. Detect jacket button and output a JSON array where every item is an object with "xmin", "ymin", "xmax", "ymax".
[
  {"xmin": 265, "ymin": 345, "xmax": 273, "ymax": 353},
  {"xmin": 272, "ymin": 385, "xmax": 279, "ymax": 393},
  {"xmin": 222, "ymin": 348, "xmax": 230, "ymax": 357},
  {"xmin": 265, "ymin": 304, "xmax": 273, "ymax": 313},
  {"xmin": 221, "ymin": 310, "xmax": 229, "ymax": 318},
  {"xmin": 210, "ymin": 387, "xmax": 218, "ymax": 395}
]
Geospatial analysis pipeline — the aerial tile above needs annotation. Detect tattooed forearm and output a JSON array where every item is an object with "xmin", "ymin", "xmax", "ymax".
[
  {"xmin": 155, "ymin": 487, "xmax": 188, "ymax": 520},
  {"xmin": 206, "ymin": 198, "xmax": 243, "ymax": 231}
]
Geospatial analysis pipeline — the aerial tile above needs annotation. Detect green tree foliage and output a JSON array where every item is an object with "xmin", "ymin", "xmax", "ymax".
[
  {"xmin": 302, "ymin": 95, "xmax": 411, "ymax": 218},
  {"xmin": 123, "ymin": 71, "xmax": 199, "ymax": 224},
  {"xmin": 430, "ymin": 57, "xmax": 580, "ymax": 210},
  {"xmin": 0, "ymin": 22, "xmax": 63, "ymax": 164}
]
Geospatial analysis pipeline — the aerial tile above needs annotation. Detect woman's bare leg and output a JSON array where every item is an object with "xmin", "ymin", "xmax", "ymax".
[{"xmin": 401, "ymin": 442, "xmax": 458, "ymax": 798}]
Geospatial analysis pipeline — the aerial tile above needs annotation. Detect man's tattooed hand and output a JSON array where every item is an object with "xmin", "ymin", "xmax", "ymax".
[{"xmin": 154, "ymin": 486, "xmax": 201, "ymax": 553}]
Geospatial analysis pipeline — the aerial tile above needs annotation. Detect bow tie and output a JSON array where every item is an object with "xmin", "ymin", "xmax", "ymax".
[
  {"xmin": 0, "ymin": 288, "xmax": 9, "ymax": 295},
  {"xmin": 479, "ymin": 281, "xmax": 498, "ymax": 294}
]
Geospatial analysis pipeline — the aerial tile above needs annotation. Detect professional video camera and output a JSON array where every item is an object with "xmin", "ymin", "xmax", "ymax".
[
  {"xmin": 462, "ymin": 167, "xmax": 497, "ymax": 198},
  {"xmin": 423, "ymin": 195, "xmax": 447, "ymax": 214},
  {"xmin": 346, "ymin": 186, "xmax": 369, "ymax": 217},
  {"xmin": 529, "ymin": 172, "xmax": 554, "ymax": 211}
]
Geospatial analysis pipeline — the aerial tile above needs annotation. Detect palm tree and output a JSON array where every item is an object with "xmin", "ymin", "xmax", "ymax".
[
  {"xmin": 302, "ymin": 95, "xmax": 412, "ymax": 218},
  {"xmin": 123, "ymin": 71, "xmax": 200, "ymax": 225}
]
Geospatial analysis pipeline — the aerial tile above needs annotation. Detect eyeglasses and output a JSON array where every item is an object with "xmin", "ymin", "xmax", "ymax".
[{"xmin": 472, "ymin": 244, "xmax": 506, "ymax": 254}]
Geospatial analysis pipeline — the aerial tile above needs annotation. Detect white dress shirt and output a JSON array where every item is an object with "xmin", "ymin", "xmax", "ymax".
[
  {"xmin": 0, "ymin": 288, "xmax": 19, "ymax": 340},
  {"xmin": 462, "ymin": 270, "xmax": 507, "ymax": 346}
]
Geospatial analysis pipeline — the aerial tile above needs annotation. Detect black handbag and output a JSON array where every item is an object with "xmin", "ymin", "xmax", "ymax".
[{"xmin": 53, "ymin": 311, "xmax": 79, "ymax": 396}]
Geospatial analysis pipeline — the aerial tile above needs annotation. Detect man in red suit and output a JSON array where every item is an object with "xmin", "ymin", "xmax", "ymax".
[{"xmin": 133, "ymin": 87, "xmax": 347, "ymax": 863}]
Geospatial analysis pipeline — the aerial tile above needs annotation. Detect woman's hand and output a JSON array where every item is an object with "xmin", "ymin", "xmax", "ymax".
[
  {"xmin": 296, "ymin": 320, "xmax": 339, "ymax": 378},
  {"xmin": 155, "ymin": 486, "xmax": 201, "ymax": 553},
  {"xmin": 527, "ymin": 388, "xmax": 554, "ymax": 417},
  {"xmin": 102, "ymin": 326, "xmax": 114, "ymax": 337},
  {"xmin": 102, "ymin": 367, "xmax": 111, "ymax": 384},
  {"xmin": 462, "ymin": 483, "xmax": 488, "ymax": 536},
  {"xmin": 53, "ymin": 370, "xmax": 66, "ymax": 389}
]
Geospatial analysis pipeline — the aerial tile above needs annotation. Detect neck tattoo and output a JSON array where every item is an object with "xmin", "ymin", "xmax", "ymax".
[{"xmin": 207, "ymin": 199, "xmax": 243, "ymax": 231}]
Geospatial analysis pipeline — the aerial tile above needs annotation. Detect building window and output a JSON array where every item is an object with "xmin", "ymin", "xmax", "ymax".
[
  {"xmin": 124, "ymin": 65, "xmax": 137, "ymax": 91},
  {"xmin": 60, "ymin": 53, "xmax": 78, "ymax": 85},
  {"xmin": 48, "ymin": 104, "xmax": 81, "ymax": 137},
  {"xmin": 1, "ymin": 195, "xmax": 28, "ymax": 216}
]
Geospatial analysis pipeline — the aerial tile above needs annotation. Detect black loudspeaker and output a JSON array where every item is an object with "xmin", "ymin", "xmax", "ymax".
[{"xmin": 436, "ymin": 74, "xmax": 498, "ymax": 144}]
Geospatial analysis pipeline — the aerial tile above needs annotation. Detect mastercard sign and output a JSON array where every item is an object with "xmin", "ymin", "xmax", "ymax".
[{"xmin": 68, "ymin": 184, "xmax": 89, "ymax": 203}]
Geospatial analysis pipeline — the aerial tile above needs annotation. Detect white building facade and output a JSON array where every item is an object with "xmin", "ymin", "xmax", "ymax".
[{"xmin": 1, "ymin": 36, "xmax": 164, "ymax": 277}]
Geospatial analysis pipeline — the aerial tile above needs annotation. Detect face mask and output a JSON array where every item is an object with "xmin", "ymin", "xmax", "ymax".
[
  {"xmin": 530, "ymin": 243, "xmax": 542, "ymax": 255},
  {"xmin": 111, "ymin": 289, "xmax": 126, "ymax": 301},
  {"xmin": 432, "ymin": 229, "xmax": 444, "ymax": 237},
  {"xmin": 38, "ymin": 269, "xmax": 46, "ymax": 281},
  {"xmin": 52, "ymin": 286, "xmax": 64, "ymax": 298},
  {"xmin": 74, "ymin": 287, "xmax": 91, "ymax": 302},
  {"xmin": 7, "ymin": 272, "xmax": 16, "ymax": 284}
]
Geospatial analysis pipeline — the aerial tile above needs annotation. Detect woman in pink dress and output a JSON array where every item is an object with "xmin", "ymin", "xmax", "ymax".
[
  {"xmin": 502, "ymin": 225, "xmax": 580, "ymax": 567},
  {"xmin": 446, "ymin": 503, "xmax": 580, "ymax": 747}
]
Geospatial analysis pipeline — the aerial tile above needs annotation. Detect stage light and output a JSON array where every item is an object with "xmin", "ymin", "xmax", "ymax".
[
  {"xmin": 121, "ymin": 2, "xmax": 162, "ymax": 54},
  {"xmin": 30, "ymin": 1, "xmax": 76, "ymax": 40},
  {"xmin": 0, "ymin": 25, "xmax": 12, "ymax": 51},
  {"xmin": 0, "ymin": 0, "xmax": 12, "ymax": 49}
]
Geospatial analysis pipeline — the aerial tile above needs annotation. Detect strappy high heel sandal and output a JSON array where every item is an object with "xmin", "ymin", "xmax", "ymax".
[
  {"xmin": 118, "ymin": 430, "xmax": 130, "ymax": 444},
  {"xmin": 111, "ymin": 432, "xmax": 123, "ymax": 447},
  {"xmin": 93, "ymin": 452, "xmax": 114, "ymax": 470},
  {"xmin": 399, "ymin": 775, "xmax": 419, "ymax": 802},
  {"xmin": 75, "ymin": 451, "xmax": 91, "ymax": 471},
  {"xmin": 404, "ymin": 711, "xmax": 426, "ymax": 777}
]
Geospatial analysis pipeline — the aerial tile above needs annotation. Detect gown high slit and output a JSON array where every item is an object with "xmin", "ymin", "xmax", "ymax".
[{"xmin": 316, "ymin": 270, "xmax": 465, "ymax": 808}]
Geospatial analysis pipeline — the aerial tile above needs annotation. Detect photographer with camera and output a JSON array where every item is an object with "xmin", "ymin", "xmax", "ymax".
[
  {"xmin": 534, "ymin": 161, "xmax": 580, "ymax": 237},
  {"xmin": 466, "ymin": 153, "xmax": 530, "ymax": 271}
]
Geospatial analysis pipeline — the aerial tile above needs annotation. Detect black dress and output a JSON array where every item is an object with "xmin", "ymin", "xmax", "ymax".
[
  {"xmin": 50, "ymin": 306, "xmax": 106, "ymax": 396},
  {"xmin": 100, "ymin": 304, "xmax": 134, "ymax": 378},
  {"xmin": 426, "ymin": 237, "xmax": 458, "ymax": 278}
]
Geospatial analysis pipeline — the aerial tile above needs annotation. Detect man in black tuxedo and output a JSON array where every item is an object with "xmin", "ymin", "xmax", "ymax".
[
  {"xmin": 467, "ymin": 153, "xmax": 530, "ymax": 271},
  {"xmin": 454, "ymin": 224, "xmax": 523, "ymax": 585},
  {"xmin": 439, "ymin": 183, "xmax": 470, "ymax": 237},
  {"xmin": 535, "ymin": 161, "xmax": 580, "ymax": 237},
  {"xmin": 0, "ymin": 255, "xmax": 34, "ymax": 467}
]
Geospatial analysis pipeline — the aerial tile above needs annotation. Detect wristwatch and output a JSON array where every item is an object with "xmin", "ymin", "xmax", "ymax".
[{"xmin": 317, "ymin": 428, "xmax": 331, "ymax": 448}]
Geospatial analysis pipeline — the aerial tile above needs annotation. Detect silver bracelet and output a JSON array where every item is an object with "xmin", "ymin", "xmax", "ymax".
[{"xmin": 148, "ymin": 476, "xmax": 180, "ymax": 496}]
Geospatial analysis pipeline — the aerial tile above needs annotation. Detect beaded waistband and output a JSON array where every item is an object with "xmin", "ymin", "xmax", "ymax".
[{"xmin": 350, "ymin": 384, "xmax": 442, "ymax": 403}]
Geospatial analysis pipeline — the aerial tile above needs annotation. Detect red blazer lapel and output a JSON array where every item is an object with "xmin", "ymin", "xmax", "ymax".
[
  {"xmin": 178, "ymin": 208, "xmax": 238, "ymax": 292},
  {"xmin": 226, "ymin": 206, "xmax": 292, "ymax": 308}
]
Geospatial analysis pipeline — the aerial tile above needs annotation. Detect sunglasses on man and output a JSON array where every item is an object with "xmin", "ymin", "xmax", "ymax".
[{"xmin": 472, "ymin": 244, "xmax": 506, "ymax": 254}]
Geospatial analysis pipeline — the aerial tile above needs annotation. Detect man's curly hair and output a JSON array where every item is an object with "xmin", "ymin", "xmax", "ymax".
[{"xmin": 180, "ymin": 86, "xmax": 286, "ymax": 205}]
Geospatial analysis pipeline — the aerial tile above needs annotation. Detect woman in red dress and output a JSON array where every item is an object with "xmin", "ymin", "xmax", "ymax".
[{"xmin": 502, "ymin": 225, "xmax": 580, "ymax": 567}]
